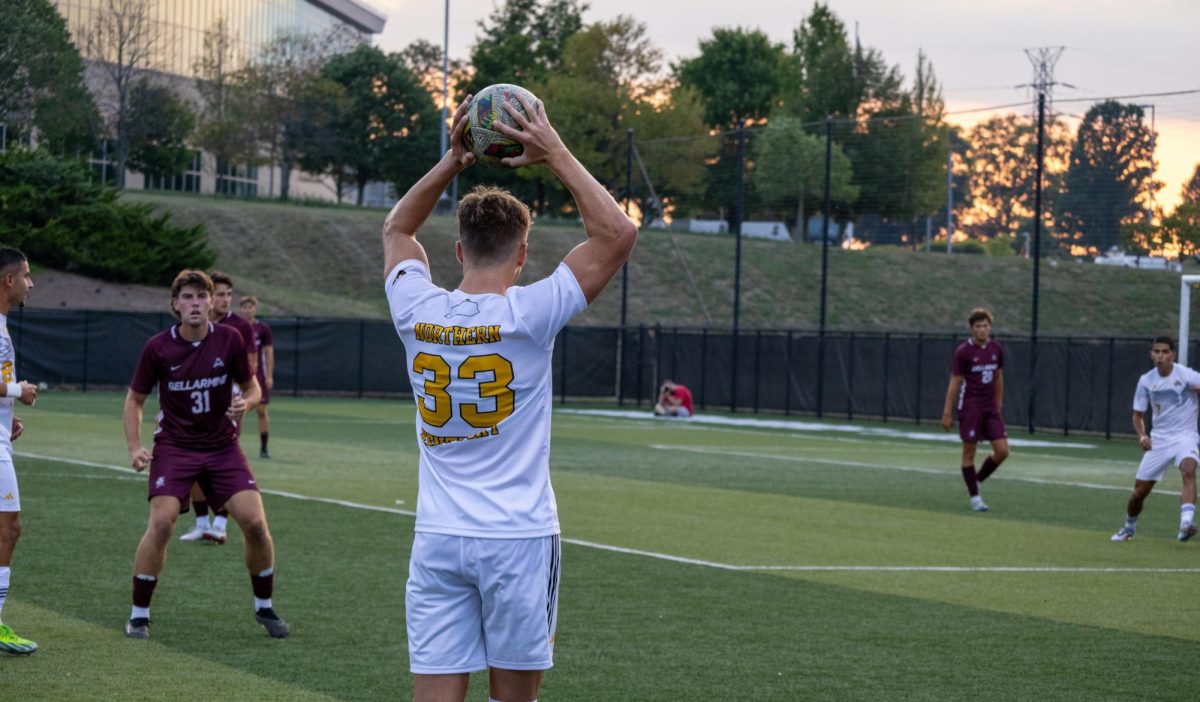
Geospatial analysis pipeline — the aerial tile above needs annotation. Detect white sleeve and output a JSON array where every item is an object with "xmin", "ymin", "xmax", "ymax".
[
  {"xmin": 1183, "ymin": 366, "xmax": 1200, "ymax": 389},
  {"xmin": 511, "ymin": 263, "xmax": 588, "ymax": 348},
  {"xmin": 385, "ymin": 259, "xmax": 437, "ymax": 327},
  {"xmin": 1132, "ymin": 377, "xmax": 1150, "ymax": 412}
]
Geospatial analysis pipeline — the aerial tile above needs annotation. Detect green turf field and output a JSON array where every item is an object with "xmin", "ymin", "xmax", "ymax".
[{"xmin": 2, "ymin": 391, "xmax": 1196, "ymax": 700}]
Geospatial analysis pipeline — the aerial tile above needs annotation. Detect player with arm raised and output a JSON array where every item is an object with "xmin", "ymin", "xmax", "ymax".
[
  {"xmin": 122, "ymin": 269, "xmax": 287, "ymax": 639},
  {"xmin": 941, "ymin": 308, "xmax": 1010, "ymax": 512},
  {"xmin": 1111, "ymin": 336, "xmax": 1200, "ymax": 542},
  {"xmin": 382, "ymin": 93, "xmax": 636, "ymax": 702}
]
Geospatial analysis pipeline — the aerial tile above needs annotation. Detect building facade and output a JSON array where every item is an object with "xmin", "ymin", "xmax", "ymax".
[{"xmin": 51, "ymin": 0, "xmax": 388, "ymax": 203}]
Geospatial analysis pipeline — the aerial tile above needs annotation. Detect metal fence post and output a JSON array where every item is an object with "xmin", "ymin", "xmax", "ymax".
[
  {"xmin": 699, "ymin": 328, "xmax": 708, "ymax": 410},
  {"xmin": 847, "ymin": 332, "xmax": 856, "ymax": 420},
  {"xmin": 1105, "ymin": 337, "xmax": 1115, "ymax": 440},
  {"xmin": 293, "ymin": 317, "xmax": 301, "ymax": 397},
  {"xmin": 753, "ymin": 330, "xmax": 761, "ymax": 413},
  {"xmin": 357, "ymin": 319, "xmax": 366, "ymax": 399},
  {"xmin": 81, "ymin": 309, "xmax": 89, "ymax": 391},
  {"xmin": 1063, "ymin": 337, "xmax": 1071, "ymax": 436},
  {"xmin": 882, "ymin": 332, "xmax": 890, "ymax": 422},
  {"xmin": 783, "ymin": 330, "xmax": 793, "ymax": 415},
  {"xmin": 636, "ymin": 324, "xmax": 645, "ymax": 407},
  {"xmin": 914, "ymin": 334, "xmax": 924, "ymax": 425}
]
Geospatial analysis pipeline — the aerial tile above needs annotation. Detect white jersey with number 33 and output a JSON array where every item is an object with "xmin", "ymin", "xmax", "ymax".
[{"xmin": 386, "ymin": 259, "xmax": 587, "ymax": 538}]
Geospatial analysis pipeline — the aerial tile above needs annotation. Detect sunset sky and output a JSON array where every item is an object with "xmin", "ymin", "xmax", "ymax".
[{"xmin": 370, "ymin": 0, "xmax": 1198, "ymax": 207}]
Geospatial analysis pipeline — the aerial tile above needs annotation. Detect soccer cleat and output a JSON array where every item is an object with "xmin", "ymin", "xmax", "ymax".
[
  {"xmin": 260, "ymin": 449, "xmax": 271, "ymax": 459},
  {"xmin": 202, "ymin": 528, "xmax": 227, "ymax": 545},
  {"xmin": 124, "ymin": 618, "xmax": 150, "ymax": 639},
  {"xmin": 0, "ymin": 624, "xmax": 37, "ymax": 654},
  {"xmin": 254, "ymin": 608, "xmax": 290, "ymax": 638},
  {"xmin": 1179, "ymin": 523, "xmax": 1197, "ymax": 542},
  {"xmin": 179, "ymin": 524, "xmax": 208, "ymax": 542},
  {"xmin": 1111, "ymin": 527, "xmax": 1135, "ymax": 542},
  {"xmin": 970, "ymin": 496, "xmax": 989, "ymax": 512}
]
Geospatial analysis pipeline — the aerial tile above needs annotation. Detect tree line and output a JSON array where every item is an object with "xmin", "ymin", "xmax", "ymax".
[{"xmin": 2, "ymin": 0, "xmax": 1197, "ymax": 255}]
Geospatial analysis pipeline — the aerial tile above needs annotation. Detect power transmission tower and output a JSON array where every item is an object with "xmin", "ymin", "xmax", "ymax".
[{"xmin": 1022, "ymin": 46, "xmax": 1072, "ymax": 115}]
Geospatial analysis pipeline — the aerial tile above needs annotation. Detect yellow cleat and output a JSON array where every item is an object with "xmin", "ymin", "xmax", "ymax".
[{"xmin": 0, "ymin": 624, "xmax": 37, "ymax": 654}]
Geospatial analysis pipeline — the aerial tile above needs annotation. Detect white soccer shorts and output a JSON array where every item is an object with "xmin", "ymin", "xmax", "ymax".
[
  {"xmin": 406, "ymin": 532, "xmax": 560, "ymax": 675},
  {"xmin": 1135, "ymin": 438, "xmax": 1200, "ymax": 482},
  {"xmin": 0, "ymin": 459, "xmax": 20, "ymax": 512}
]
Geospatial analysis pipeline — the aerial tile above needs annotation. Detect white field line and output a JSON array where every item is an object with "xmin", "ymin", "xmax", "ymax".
[
  {"xmin": 20, "ymin": 450, "xmax": 1192, "ymax": 575},
  {"xmin": 560, "ymin": 408, "xmax": 1099, "ymax": 449},
  {"xmin": 648, "ymin": 444, "xmax": 1163, "ymax": 496}
]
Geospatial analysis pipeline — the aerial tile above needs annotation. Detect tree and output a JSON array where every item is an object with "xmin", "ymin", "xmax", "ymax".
[
  {"xmin": 1057, "ymin": 100, "xmax": 1160, "ymax": 251},
  {"xmin": 236, "ymin": 31, "xmax": 352, "ymax": 200},
  {"xmin": 959, "ymin": 113, "xmax": 1070, "ymax": 241},
  {"xmin": 1182, "ymin": 163, "xmax": 1200, "ymax": 205},
  {"xmin": 464, "ymin": 0, "xmax": 587, "ymax": 95},
  {"xmin": 675, "ymin": 28, "xmax": 785, "ymax": 129},
  {"xmin": 124, "ymin": 81, "xmax": 195, "ymax": 178},
  {"xmin": 752, "ymin": 116, "xmax": 858, "ymax": 240},
  {"xmin": 320, "ymin": 45, "xmax": 439, "ymax": 205},
  {"xmin": 84, "ymin": 0, "xmax": 160, "ymax": 187},
  {"xmin": 0, "ymin": 0, "xmax": 98, "ymax": 152},
  {"xmin": 779, "ymin": 2, "xmax": 905, "ymax": 124},
  {"xmin": 193, "ymin": 17, "xmax": 258, "ymax": 174}
]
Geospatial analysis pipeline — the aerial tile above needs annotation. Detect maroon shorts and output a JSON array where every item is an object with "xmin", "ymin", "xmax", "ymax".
[
  {"xmin": 958, "ymin": 407, "xmax": 1007, "ymax": 443},
  {"xmin": 148, "ymin": 442, "xmax": 259, "ymax": 512}
]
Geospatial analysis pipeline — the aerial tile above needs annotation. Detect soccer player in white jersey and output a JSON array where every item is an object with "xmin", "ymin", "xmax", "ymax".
[
  {"xmin": 1111, "ymin": 337, "xmax": 1200, "ymax": 542},
  {"xmin": 0, "ymin": 248, "xmax": 39, "ymax": 654},
  {"xmin": 382, "ymin": 93, "xmax": 636, "ymax": 702}
]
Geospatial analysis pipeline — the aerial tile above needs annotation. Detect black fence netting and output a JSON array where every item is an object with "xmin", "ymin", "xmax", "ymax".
[{"xmin": 5, "ymin": 308, "xmax": 1167, "ymax": 437}]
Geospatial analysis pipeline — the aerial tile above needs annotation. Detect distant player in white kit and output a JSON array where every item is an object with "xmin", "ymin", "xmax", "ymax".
[
  {"xmin": 0, "ymin": 248, "xmax": 38, "ymax": 654},
  {"xmin": 382, "ymin": 93, "xmax": 636, "ymax": 702},
  {"xmin": 1111, "ymin": 337, "xmax": 1200, "ymax": 542}
]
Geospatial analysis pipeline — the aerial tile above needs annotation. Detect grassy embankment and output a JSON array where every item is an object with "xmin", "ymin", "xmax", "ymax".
[{"xmin": 127, "ymin": 191, "xmax": 1184, "ymax": 337}]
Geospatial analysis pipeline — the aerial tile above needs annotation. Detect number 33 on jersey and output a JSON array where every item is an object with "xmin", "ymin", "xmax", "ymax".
[{"xmin": 386, "ymin": 259, "xmax": 587, "ymax": 537}]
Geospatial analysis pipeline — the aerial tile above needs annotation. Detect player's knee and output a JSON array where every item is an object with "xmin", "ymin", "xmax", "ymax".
[
  {"xmin": 147, "ymin": 514, "xmax": 176, "ymax": 542},
  {"xmin": 994, "ymin": 446, "xmax": 1010, "ymax": 462},
  {"xmin": 239, "ymin": 515, "xmax": 270, "ymax": 544},
  {"xmin": 0, "ymin": 517, "xmax": 22, "ymax": 544}
]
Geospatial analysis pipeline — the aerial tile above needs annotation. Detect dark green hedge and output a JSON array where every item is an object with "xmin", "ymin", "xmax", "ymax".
[{"xmin": 0, "ymin": 150, "xmax": 214, "ymax": 284}]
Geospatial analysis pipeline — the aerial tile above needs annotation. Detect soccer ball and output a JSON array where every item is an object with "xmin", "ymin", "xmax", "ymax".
[{"xmin": 463, "ymin": 83, "xmax": 538, "ymax": 167}]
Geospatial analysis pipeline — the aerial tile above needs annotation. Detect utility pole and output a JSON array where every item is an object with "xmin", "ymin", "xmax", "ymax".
[
  {"xmin": 730, "ymin": 118, "xmax": 746, "ymax": 413},
  {"xmin": 1022, "ymin": 46, "xmax": 1068, "ymax": 434}
]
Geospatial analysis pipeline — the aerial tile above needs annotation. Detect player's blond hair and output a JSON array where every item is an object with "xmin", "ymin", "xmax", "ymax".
[
  {"xmin": 457, "ymin": 185, "xmax": 531, "ymax": 266},
  {"xmin": 968, "ymin": 308, "xmax": 993, "ymax": 327},
  {"xmin": 239, "ymin": 295, "xmax": 259, "ymax": 307},
  {"xmin": 170, "ymin": 269, "xmax": 214, "ymax": 320}
]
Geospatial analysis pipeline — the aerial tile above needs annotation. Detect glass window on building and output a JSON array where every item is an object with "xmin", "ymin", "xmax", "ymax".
[
  {"xmin": 143, "ymin": 150, "xmax": 202, "ymax": 193},
  {"xmin": 217, "ymin": 158, "xmax": 259, "ymax": 197}
]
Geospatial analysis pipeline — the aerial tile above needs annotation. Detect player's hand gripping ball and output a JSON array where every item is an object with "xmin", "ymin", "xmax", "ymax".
[{"xmin": 463, "ymin": 83, "xmax": 538, "ymax": 167}]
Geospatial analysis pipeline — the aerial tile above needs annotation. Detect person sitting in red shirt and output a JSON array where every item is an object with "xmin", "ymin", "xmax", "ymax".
[{"xmin": 654, "ymin": 380, "xmax": 693, "ymax": 418}]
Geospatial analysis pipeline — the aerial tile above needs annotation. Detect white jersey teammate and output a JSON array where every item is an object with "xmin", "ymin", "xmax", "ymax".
[
  {"xmin": 1112, "ymin": 336, "xmax": 1200, "ymax": 542},
  {"xmin": 382, "ymin": 94, "xmax": 636, "ymax": 702},
  {"xmin": 0, "ymin": 248, "xmax": 38, "ymax": 655}
]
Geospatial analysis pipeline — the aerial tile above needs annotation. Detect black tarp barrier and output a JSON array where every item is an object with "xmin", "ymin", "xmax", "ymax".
[{"xmin": 5, "ymin": 309, "xmax": 1170, "ymax": 436}]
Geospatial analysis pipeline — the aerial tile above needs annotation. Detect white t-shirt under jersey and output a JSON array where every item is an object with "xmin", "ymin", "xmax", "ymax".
[
  {"xmin": 386, "ymin": 259, "xmax": 587, "ymax": 538},
  {"xmin": 0, "ymin": 313, "xmax": 16, "ymax": 460},
  {"xmin": 1133, "ymin": 363, "xmax": 1200, "ymax": 443}
]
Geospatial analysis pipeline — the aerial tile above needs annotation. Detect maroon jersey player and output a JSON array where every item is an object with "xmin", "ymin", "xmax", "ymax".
[
  {"xmin": 122, "ymin": 269, "xmax": 288, "ymax": 639},
  {"xmin": 238, "ymin": 295, "xmax": 274, "ymax": 459},
  {"xmin": 941, "ymin": 307, "xmax": 1011, "ymax": 512},
  {"xmin": 179, "ymin": 271, "xmax": 258, "ymax": 543}
]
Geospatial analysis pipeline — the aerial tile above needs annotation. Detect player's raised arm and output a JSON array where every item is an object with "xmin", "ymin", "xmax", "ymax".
[
  {"xmin": 381, "ymin": 96, "xmax": 476, "ymax": 278},
  {"xmin": 123, "ymin": 389, "xmax": 152, "ymax": 471},
  {"xmin": 496, "ymin": 95, "xmax": 637, "ymax": 303}
]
